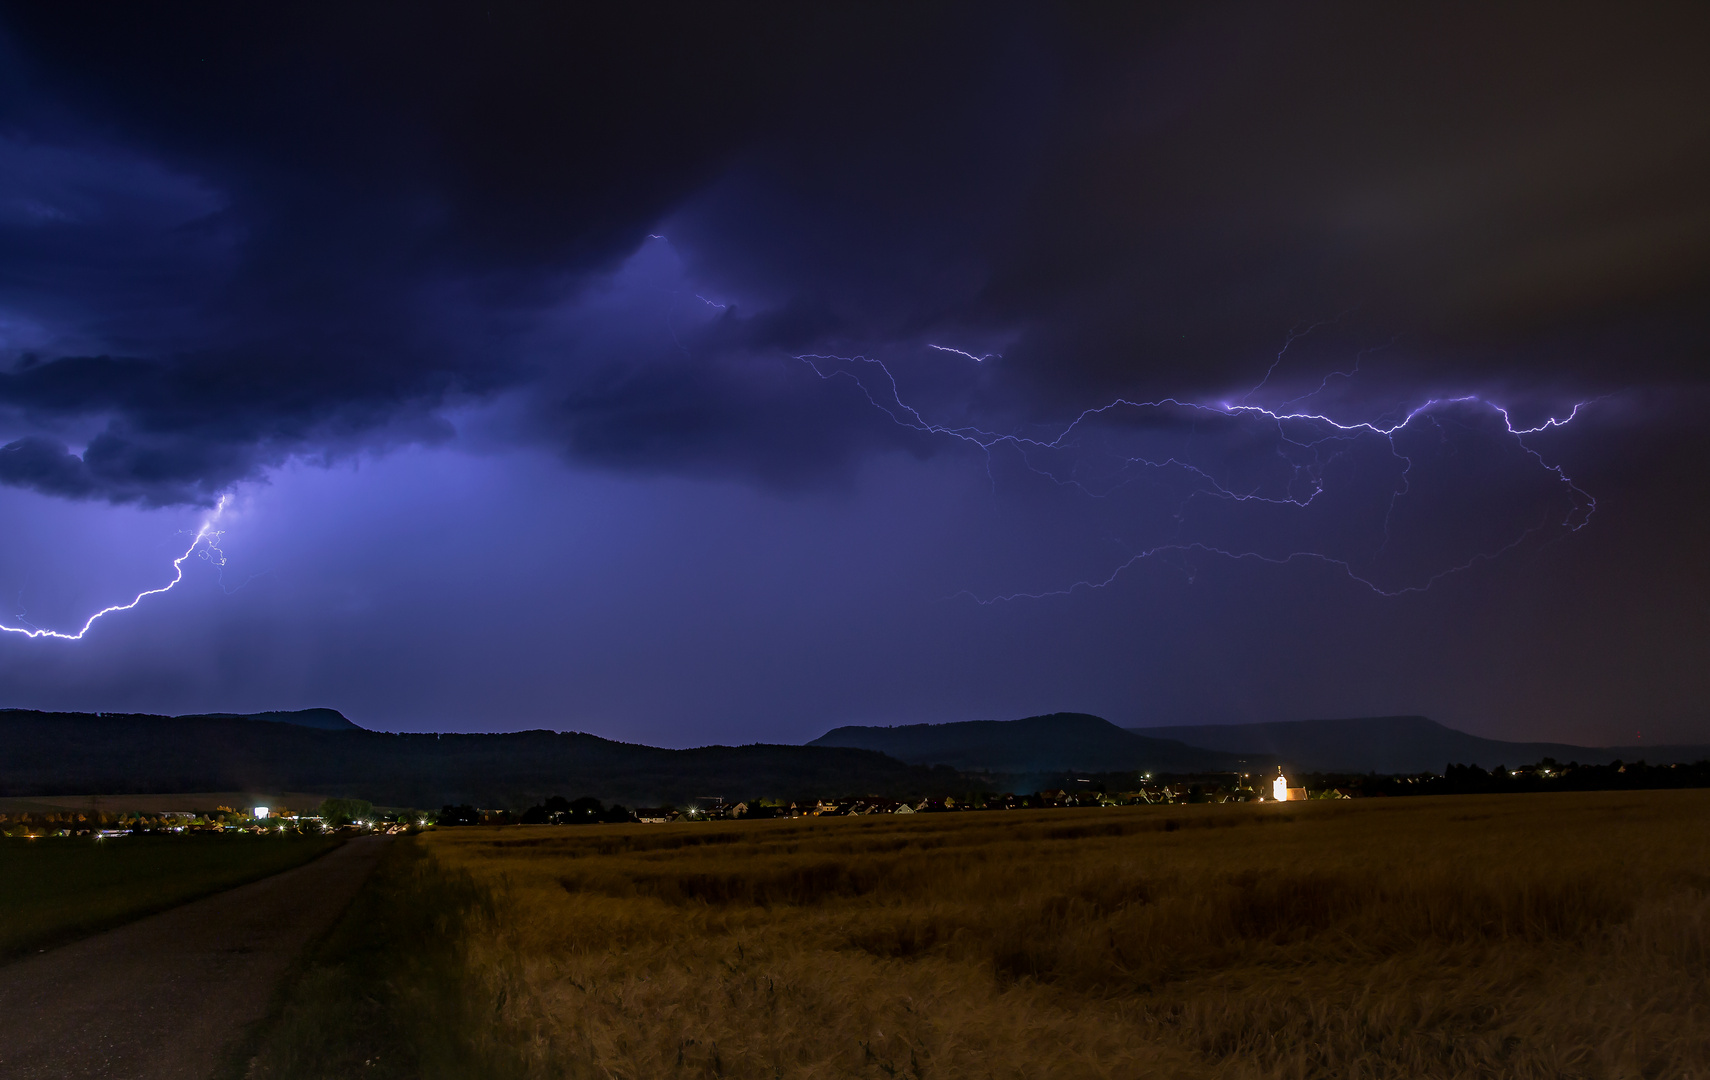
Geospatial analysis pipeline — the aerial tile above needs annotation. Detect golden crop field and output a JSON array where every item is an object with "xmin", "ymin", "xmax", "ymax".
[{"xmin": 259, "ymin": 791, "xmax": 1710, "ymax": 1079}]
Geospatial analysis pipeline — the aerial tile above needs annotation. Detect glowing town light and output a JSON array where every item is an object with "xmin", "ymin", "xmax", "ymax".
[
  {"xmin": 252, "ymin": 806, "xmax": 269, "ymax": 820},
  {"xmin": 1272, "ymin": 775, "xmax": 1288, "ymax": 802},
  {"xmin": 0, "ymin": 496, "xmax": 232, "ymax": 641}
]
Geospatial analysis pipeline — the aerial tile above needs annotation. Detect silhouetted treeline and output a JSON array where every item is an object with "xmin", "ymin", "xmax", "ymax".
[
  {"xmin": 441, "ymin": 796, "xmax": 785, "ymax": 825},
  {"xmin": 438, "ymin": 800, "xmax": 632, "ymax": 826},
  {"xmin": 1308, "ymin": 759, "xmax": 1710, "ymax": 797},
  {"xmin": 519, "ymin": 796, "xmax": 633, "ymax": 825},
  {"xmin": 437, "ymin": 805, "xmax": 487, "ymax": 826}
]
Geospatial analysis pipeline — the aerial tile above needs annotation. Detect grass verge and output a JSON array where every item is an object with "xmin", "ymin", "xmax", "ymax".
[
  {"xmin": 0, "ymin": 833, "xmax": 342, "ymax": 960},
  {"xmin": 241, "ymin": 835, "xmax": 518, "ymax": 1080}
]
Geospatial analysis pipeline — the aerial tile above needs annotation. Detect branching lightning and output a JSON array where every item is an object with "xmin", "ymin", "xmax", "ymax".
[
  {"xmin": 1, "ymin": 496, "xmax": 233, "ymax": 640},
  {"xmin": 798, "ymin": 348, "xmax": 1597, "ymax": 601}
]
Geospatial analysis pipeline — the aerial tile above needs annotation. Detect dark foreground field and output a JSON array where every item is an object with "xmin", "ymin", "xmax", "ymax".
[
  {"xmin": 0, "ymin": 833, "xmax": 341, "ymax": 959},
  {"xmin": 0, "ymin": 838, "xmax": 385, "ymax": 1080},
  {"xmin": 250, "ymin": 792, "xmax": 1710, "ymax": 1079}
]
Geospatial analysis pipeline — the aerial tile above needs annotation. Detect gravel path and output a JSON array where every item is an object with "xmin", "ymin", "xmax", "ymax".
[{"xmin": 0, "ymin": 836, "xmax": 388, "ymax": 1080}]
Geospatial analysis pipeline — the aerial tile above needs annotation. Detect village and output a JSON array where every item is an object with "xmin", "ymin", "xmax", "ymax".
[
  {"xmin": 13, "ymin": 757, "xmax": 1687, "ymax": 837},
  {"xmin": 0, "ymin": 798, "xmax": 415, "ymax": 839},
  {"xmin": 440, "ymin": 770, "xmax": 1342, "ymax": 827}
]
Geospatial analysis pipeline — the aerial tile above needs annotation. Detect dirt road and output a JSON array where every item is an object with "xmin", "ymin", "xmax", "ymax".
[{"xmin": 0, "ymin": 836, "xmax": 388, "ymax": 1080}]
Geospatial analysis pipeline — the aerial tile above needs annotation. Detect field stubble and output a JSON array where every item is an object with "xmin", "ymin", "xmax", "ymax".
[{"xmin": 259, "ymin": 792, "xmax": 1710, "ymax": 1079}]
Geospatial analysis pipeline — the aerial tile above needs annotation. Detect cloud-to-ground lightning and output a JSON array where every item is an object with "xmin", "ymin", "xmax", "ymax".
[
  {"xmin": 1, "ymin": 496, "xmax": 233, "ymax": 640},
  {"xmin": 799, "ymin": 347, "xmax": 1597, "ymax": 601}
]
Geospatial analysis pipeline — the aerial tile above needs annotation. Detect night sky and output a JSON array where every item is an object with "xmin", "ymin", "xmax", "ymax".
[{"xmin": 0, "ymin": 3, "xmax": 1705, "ymax": 747}]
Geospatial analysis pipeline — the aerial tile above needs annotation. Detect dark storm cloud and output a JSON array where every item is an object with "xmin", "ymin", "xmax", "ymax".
[
  {"xmin": 0, "ymin": 2, "xmax": 1006, "ymax": 499},
  {"xmin": 0, "ymin": 352, "xmax": 459, "ymax": 505},
  {"xmin": 0, "ymin": 2, "xmax": 1705, "ymax": 503},
  {"xmin": 669, "ymin": 3, "xmax": 1710, "ymax": 407}
]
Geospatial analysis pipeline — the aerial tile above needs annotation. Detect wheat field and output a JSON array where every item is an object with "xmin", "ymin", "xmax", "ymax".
[{"xmin": 262, "ymin": 791, "xmax": 1710, "ymax": 1079}]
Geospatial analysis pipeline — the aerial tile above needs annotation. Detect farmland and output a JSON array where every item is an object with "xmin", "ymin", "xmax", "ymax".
[{"xmin": 252, "ymin": 791, "xmax": 1710, "ymax": 1079}]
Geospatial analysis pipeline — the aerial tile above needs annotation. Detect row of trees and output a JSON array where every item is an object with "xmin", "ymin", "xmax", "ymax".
[
  {"xmin": 1305, "ymin": 758, "xmax": 1710, "ymax": 797},
  {"xmin": 438, "ymin": 796, "xmax": 783, "ymax": 826}
]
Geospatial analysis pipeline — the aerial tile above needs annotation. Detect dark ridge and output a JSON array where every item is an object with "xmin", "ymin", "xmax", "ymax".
[
  {"xmin": 809, "ymin": 712, "xmax": 1261, "ymax": 774},
  {"xmin": 1130, "ymin": 716, "xmax": 1710, "ymax": 774},
  {"xmin": 0, "ymin": 710, "xmax": 965, "ymax": 808},
  {"xmin": 188, "ymin": 708, "xmax": 362, "ymax": 732}
]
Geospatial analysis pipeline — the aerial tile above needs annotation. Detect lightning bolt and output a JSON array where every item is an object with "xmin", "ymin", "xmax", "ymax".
[
  {"xmin": 798, "ymin": 348, "xmax": 1597, "ymax": 600},
  {"xmin": 927, "ymin": 344, "xmax": 1001, "ymax": 363},
  {"xmin": 1, "ymin": 496, "xmax": 232, "ymax": 640}
]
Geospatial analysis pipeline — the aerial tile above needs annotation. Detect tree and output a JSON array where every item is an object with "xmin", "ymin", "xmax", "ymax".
[
  {"xmin": 437, "ymin": 804, "xmax": 481, "ymax": 826},
  {"xmin": 319, "ymin": 797, "xmax": 374, "ymax": 825}
]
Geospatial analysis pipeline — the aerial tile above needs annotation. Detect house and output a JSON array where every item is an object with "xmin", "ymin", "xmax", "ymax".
[{"xmin": 633, "ymin": 807, "xmax": 675, "ymax": 824}]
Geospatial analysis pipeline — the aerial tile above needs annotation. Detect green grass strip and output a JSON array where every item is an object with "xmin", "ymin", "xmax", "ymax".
[
  {"xmin": 241, "ymin": 836, "xmax": 516, "ymax": 1080},
  {"xmin": 0, "ymin": 833, "xmax": 342, "ymax": 960}
]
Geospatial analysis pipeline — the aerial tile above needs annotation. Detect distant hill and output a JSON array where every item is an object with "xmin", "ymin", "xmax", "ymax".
[
  {"xmin": 809, "ymin": 712, "xmax": 1258, "ymax": 774},
  {"xmin": 0, "ymin": 710, "xmax": 968, "ymax": 808},
  {"xmin": 1130, "ymin": 716, "xmax": 1710, "ymax": 774},
  {"xmin": 189, "ymin": 708, "xmax": 361, "ymax": 732}
]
